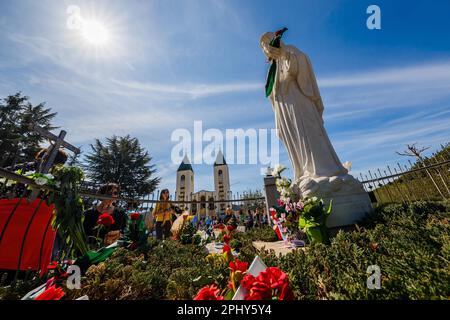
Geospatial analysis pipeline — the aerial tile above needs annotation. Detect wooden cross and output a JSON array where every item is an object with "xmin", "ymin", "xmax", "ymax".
[
  {"xmin": 28, "ymin": 124, "xmax": 80, "ymax": 200},
  {"xmin": 29, "ymin": 124, "xmax": 80, "ymax": 174}
]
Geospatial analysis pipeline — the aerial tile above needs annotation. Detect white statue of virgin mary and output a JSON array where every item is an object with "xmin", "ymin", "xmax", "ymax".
[{"xmin": 260, "ymin": 31, "xmax": 372, "ymax": 227}]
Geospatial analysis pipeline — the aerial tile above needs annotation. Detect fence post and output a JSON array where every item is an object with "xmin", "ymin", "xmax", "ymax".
[{"xmin": 418, "ymin": 158, "xmax": 446, "ymax": 199}]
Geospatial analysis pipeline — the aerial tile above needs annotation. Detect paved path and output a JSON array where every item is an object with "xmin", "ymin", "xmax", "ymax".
[{"xmin": 252, "ymin": 241, "xmax": 306, "ymax": 256}]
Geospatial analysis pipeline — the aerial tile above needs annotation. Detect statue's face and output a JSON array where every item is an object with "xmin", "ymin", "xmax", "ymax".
[
  {"xmin": 260, "ymin": 32, "xmax": 275, "ymax": 46},
  {"xmin": 260, "ymin": 31, "xmax": 285, "ymax": 59}
]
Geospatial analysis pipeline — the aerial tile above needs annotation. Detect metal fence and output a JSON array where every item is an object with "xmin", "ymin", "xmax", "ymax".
[
  {"xmin": 358, "ymin": 157, "xmax": 450, "ymax": 204},
  {"xmin": 79, "ymin": 179, "xmax": 265, "ymax": 214},
  {"xmin": 0, "ymin": 167, "xmax": 265, "ymax": 283}
]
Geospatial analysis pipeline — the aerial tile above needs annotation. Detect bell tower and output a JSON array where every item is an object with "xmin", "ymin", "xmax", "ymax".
[
  {"xmin": 176, "ymin": 154, "xmax": 194, "ymax": 211},
  {"xmin": 214, "ymin": 149, "xmax": 230, "ymax": 213}
]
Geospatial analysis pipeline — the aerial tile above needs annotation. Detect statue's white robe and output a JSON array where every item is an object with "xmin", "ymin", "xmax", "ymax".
[{"xmin": 269, "ymin": 45, "xmax": 347, "ymax": 181}]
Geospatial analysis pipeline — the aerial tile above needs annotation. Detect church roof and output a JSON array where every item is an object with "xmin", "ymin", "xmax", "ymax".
[
  {"xmin": 214, "ymin": 149, "xmax": 227, "ymax": 166},
  {"xmin": 177, "ymin": 154, "xmax": 193, "ymax": 172},
  {"xmin": 194, "ymin": 190, "xmax": 214, "ymax": 194}
]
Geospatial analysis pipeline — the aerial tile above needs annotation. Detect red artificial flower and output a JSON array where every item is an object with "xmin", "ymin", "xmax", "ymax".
[
  {"xmin": 47, "ymin": 261, "xmax": 58, "ymax": 270},
  {"xmin": 242, "ymin": 267, "xmax": 293, "ymax": 300},
  {"xmin": 130, "ymin": 212, "xmax": 141, "ymax": 221},
  {"xmin": 279, "ymin": 282, "xmax": 294, "ymax": 300},
  {"xmin": 241, "ymin": 274, "xmax": 256, "ymax": 290},
  {"xmin": 227, "ymin": 225, "xmax": 236, "ymax": 231},
  {"xmin": 260, "ymin": 267, "xmax": 288, "ymax": 290},
  {"xmin": 35, "ymin": 285, "xmax": 65, "ymax": 300},
  {"xmin": 245, "ymin": 281, "xmax": 272, "ymax": 300},
  {"xmin": 193, "ymin": 285, "xmax": 224, "ymax": 300},
  {"xmin": 223, "ymin": 235, "xmax": 231, "ymax": 244},
  {"xmin": 97, "ymin": 213, "xmax": 115, "ymax": 227},
  {"xmin": 270, "ymin": 209, "xmax": 277, "ymax": 220},
  {"xmin": 223, "ymin": 243, "xmax": 232, "ymax": 254},
  {"xmin": 229, "ymin": 259, "xmax": 248, "ymax": 273},
  {"xmin": 215, "ymin": 223, "xmax": 225, "ymax": 230}
]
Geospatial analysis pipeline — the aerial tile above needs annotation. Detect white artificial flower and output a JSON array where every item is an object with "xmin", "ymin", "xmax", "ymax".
[
  {"xmin": 342, "ymin": 161, "xmax": 352, "ymax": 172},
  {"xmin": 6, "ymin": 180, "xmax": 16, "ymax": 187},
  {"xmin": 55, "ymin": 181, "xmax": 61, "ymax": 188},
  {"xmin": 44, "ymin": 173, "xmax": 54, "ymax": 180},
  {"xmin": 34, "ymin": 177, "xmax": 48, "ymax": 186},
  {"xmin": 272, "ymin": 164, "xmax": 286, "ymax": 177},
  {"xmin": 24, "ymin": 171, "xmax": 36, "ymax": 176},
  {"xmin": 312, "ymin": 196, "xmax": 318, "ymax": 202}
]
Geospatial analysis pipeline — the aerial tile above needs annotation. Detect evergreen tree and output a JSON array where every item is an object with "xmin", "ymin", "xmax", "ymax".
[
  {"xmin": 0, "ymin": 92, "xmax": 57, "ymax": 167},
  {"xmin": 85, "ymin": 135, "xmax": 160, "ymax": 198}
]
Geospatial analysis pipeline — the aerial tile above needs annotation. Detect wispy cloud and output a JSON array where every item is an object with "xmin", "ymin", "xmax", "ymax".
[
  {"xmin": 332, "ymin": 107, "xmax": 450, "ymax": 169},
  {"xmin": 319, "ymin": 62, "xmax": 450, "ymax": 88},
  {"xmin": 2, "ymin": 15, "xmax": 450, "ymax": 194},
  {"xmin": 110, "ymin": 79, "xmax": 261, "ymax": 99}
]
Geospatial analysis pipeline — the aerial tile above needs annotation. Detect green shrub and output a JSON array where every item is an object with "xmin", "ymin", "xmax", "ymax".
[
  {"xmin": 272, "ymin": 201, "xmax": 450, "ymax": 300},
  {"xmin": 0, "ymin": 276, "xmax": 43, "ymax": 300},
  {"xmin": 3, "ymin": 201, "xmax": 448, "ymax": 300},
  {"xmin": 235, "ymin": 225, "xmax": 279, "ymax": 242},
  {"xmin": 65, "ymin": 239, "xmax": 209, "ymax": 300}
]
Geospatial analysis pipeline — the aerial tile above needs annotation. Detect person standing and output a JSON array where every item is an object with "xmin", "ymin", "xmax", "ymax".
[
  {"xmin": 239, "ymin": 209, "xmax": 246, "ymax": 225},
  {"xmin": 224, "ymin": 205, "xmax": 234, "ymax": 224},
  {"xmin": 152, "ymin": 189, "xmax": 173, "ymax": 240},
  {"xmin": 245, "ymin": 210, "xmax": 254, "ymax": 230},
  {"xmin": 254, "ymin": 208, "xmax": 261, "ymax": 228}
]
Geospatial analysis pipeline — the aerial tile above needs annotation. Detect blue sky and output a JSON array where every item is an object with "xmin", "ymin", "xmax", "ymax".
[{"xmin": 1, "ymin": 0, "xmax": 450, "ymax": 195}]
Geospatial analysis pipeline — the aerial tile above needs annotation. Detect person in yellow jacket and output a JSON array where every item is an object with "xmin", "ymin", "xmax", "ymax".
[{"xmin": 152, "ymin": 189, "xmax": 174, "ymax": 240}]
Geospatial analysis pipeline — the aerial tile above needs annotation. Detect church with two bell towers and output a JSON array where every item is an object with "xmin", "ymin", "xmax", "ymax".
[{"xmin": 176, "ymin": 150, "xmax": 231, "ymax": 217}]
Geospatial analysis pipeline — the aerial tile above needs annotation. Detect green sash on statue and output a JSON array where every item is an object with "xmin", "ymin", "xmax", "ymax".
[{"xmin": 265, "ymin": 27, "xmax": 288, "ymax": 97}]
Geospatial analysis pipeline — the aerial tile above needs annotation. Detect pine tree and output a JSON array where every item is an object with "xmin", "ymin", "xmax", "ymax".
[
  {"xmin": 84, "ymin": 135, "xmax": 160, "ymax": 198},
  {"xmin": 0, "ymin": 92, "xmax": 57, "ymax": 168}
]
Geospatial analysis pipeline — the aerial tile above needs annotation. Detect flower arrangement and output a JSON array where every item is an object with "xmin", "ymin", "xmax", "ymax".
[
  {"xmin": 271, "ymin": 165, "xmax": 333, "ymax": 244},
  {"xmin": 48, "ymin": 165, "xmax": 89, "ymax": 257},
  {"xmin": 193, "ymin": 256, "xmax": 294, "ymax": 300},
  {"xmin": 0, "ymin": 170, "xmax": 58, "ymax": 188},
  {"xmin": 272, "ymin": 165, "xmax": 296, "ymax": 201},
  {"xmin": 1, "ymin": 165, "xmax": 89, "ymax": 261},
  {"xmin": 194, "ymin": 218, "xmax": 294, "ymax": 300},
  {"xmin": 241, "ymin": 267, "xmax": 294, "ymax": 300},
  {"xmin": 298, "ymin": 197, "xmax": 332, "ymax": 244}
]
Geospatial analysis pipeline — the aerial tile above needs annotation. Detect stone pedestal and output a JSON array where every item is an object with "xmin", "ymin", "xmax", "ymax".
[
  {"xmin": 263, "ymin": 174, "xmax": 280, "ymax": 225},
  {"xmin": 295, "ymin": 173, "xmax": 373, "ymax": 227}
]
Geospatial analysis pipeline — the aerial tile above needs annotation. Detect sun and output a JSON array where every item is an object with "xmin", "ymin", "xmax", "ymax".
[{"xmin": 81, "ymin": 20, "xmax": 110, "ymax": 46}]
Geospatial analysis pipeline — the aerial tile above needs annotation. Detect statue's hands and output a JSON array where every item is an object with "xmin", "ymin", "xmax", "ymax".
[
  {"xmin": 260, "ymin": 32, "xmax": 286, "ymax": 60},
  {"xmin": 265, "ymin": 46, "xmax": 285, "ymax": 60}
]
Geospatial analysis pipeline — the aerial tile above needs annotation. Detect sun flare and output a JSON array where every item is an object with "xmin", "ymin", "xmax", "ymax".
[{"xmin": 81, "ymin": 20, "xmax": 109, "ymax": 46}]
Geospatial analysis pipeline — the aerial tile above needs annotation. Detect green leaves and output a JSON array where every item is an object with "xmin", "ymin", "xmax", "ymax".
[
  {"xmin": 50, "ymin": 165, "xmax": 89, "ymax": 258},
  {"xmin": 298, "ymin": 197, "xmax": 332, "ymax": 244}
]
